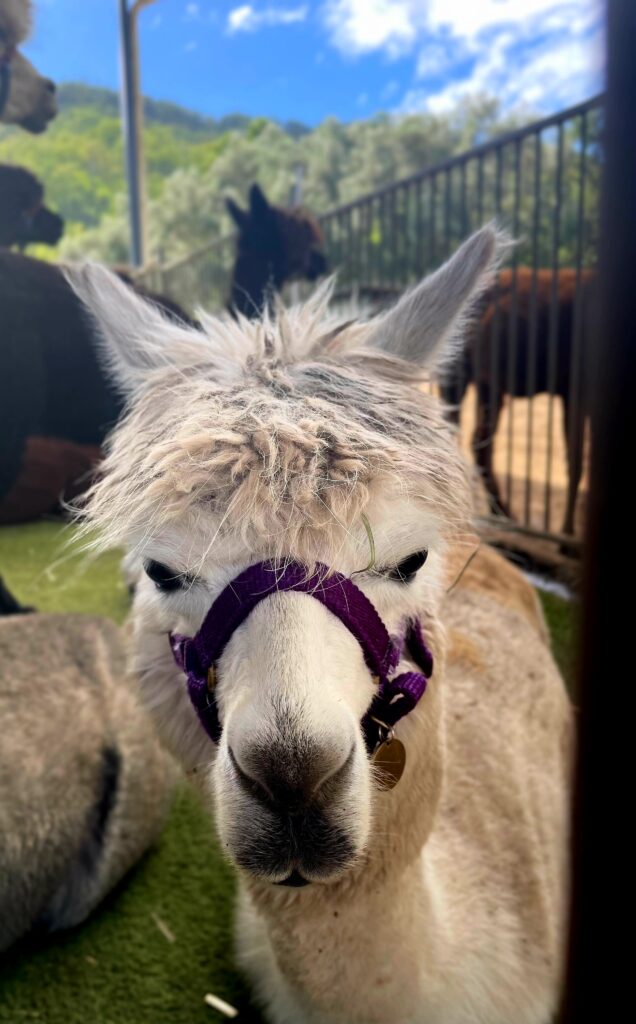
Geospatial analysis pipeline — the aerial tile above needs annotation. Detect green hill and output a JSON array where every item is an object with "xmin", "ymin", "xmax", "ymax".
[
  {"xmin": 0, "ymin": 84, "xmax": 555, "ymax": 267},
  {"xmin": 0, "ymin": 83, "xmax": 293, "ymax": 232}
]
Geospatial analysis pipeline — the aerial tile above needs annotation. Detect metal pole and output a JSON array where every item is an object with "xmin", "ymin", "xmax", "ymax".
[
  {"xmin": 560, "ymin": 0, "xmax": 636, "ymax": 1018},
  {"xmin": 290, "ymin": 162, "xmax": 305, "ymax": 303},
  {"xmin": 118, "ymin": 0, "xmax": 157, "ymax": 268}
]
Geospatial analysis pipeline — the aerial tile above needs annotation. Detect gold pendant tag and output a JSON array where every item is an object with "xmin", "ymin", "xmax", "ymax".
[
  {"xmin": 207, "ymin": 665, "xmax": 217, "ymax": 691},
  {"xmin": 372, "ymin": 736, "xmax": 406, "ymax": 790}
]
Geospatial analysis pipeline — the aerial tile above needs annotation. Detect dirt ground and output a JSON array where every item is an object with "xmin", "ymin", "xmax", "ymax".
[{"xmin": 453, "ymin": 385, "xmax": 589, "ymax": 540}]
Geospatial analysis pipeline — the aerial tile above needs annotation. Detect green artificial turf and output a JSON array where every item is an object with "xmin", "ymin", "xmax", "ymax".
[
  {"xmin": 0, "ymin": 523, "xmax": 578, "ymax": 1024},
  {"xmin": 539, "ymin": 589, "xmax": 579, "ymax": 694}
]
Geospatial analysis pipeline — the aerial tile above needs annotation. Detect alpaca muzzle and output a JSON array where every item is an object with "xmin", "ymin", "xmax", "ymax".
[{"xmin": 170, "ymin": 559, "xmax": 433, "ymax": 790}]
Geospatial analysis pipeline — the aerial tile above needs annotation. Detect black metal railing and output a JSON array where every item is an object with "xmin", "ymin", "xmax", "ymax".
[{"xmin": 315, "ymin": 96, "xmax": 602, "ymax": 547}]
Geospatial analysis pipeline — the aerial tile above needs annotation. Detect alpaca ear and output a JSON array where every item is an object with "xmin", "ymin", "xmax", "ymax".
[
  {"xmin": 365, "ymin": 226, "xmax": 500, "ymax": 368},
  {"xmin": 249, "ymin": 183, "xmax": 270, "ymax": 219},
  {"xmin": 65, "ymin": 261, "xmax": 208, "ymax": 396},
  {"xmin": 226, "ymin": 196, "xmax": 248, "ymax": 229}
]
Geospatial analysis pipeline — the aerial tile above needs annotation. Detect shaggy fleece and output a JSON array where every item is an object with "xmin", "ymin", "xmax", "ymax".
[{"xmin": 0, "ymin": 522, "xmax": 574, "ymax": 1024}]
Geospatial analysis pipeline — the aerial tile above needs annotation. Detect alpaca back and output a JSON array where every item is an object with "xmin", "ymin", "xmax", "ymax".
[
  {"xmin": 0, "ymin": 613, "xmax": 177, "ymax": 951},
  {"xmin": 434, "ymin": 547, "xmax": 572, "ymax": 1020}
]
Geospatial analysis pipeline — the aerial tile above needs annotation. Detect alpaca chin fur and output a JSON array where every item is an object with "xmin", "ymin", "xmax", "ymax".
[{"xmin": 68, "ymin": 227, "xmax": 572, "ymax": 1024}]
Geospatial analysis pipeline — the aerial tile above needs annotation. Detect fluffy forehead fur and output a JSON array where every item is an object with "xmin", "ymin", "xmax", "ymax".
[
  {"xmin": 83, "ymin": 301, "xmax": 468, "ymax": 563},
  {"xmin": 71, "ymin": 227, "xmax": 500, "ymax": 564}
]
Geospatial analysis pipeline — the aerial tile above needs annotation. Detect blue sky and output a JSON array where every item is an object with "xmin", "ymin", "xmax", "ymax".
[{"xmin": 25, "ymin": 1, "xmax": 603, "ymax": 125}]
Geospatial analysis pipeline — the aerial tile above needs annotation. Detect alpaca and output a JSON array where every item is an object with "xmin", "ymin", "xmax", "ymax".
[
  {"xmin": 0, "ymin": 0, "xmax": 56, "ymax": 132},
  {"xmin": 67, "ymin": 226, "xmax": 572, "ymax": 1024},
  {"xmin": 0, "ymin": 250, "xmax": 195, "ymax": 523},
  {"xmin": 0, "ymin": 597, "xmax": 177, "ymax": 952},
  {"xmin": 0, "ymin": 163, "xmax": 64, "ymax": 248},
  {"xmin": 440, "ymin": 267, "xmax": 595, "ymax": 536},
  {"xmin": 226, "ymin": 183, "xmax": 327, "ymax": 316}
]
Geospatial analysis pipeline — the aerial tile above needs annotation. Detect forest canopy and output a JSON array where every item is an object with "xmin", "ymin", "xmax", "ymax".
[{"xmin": 0, "ymin": 83, "xmax": 533, "ymax": 266}]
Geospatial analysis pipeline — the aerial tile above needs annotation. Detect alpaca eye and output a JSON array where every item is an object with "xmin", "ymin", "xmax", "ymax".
[
  {"xmin": 143, "ymin": 559, "xmax": 189, "ymax": 593},
  {"xmin": 387, "ymin": 550, "xmax": 428, "ymax": 583}
]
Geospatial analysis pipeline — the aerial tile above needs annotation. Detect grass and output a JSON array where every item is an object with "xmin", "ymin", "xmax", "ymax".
[{"xmin": 0, "ymin": 523, "xmax": 577, "ymax": 1023}]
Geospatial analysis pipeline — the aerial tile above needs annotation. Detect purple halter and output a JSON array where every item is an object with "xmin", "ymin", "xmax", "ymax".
[{"xmin": 170, "ymin": 560, "xmax": 433, "ymax": 753}]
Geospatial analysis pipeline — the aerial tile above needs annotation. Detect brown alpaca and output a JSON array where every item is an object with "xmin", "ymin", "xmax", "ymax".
[
  {"xmin": 440, "ymin": 267, "xmax": 595, "ymax": 536},
  {"xmin": 0, "ymin": 1, "xmax": 56, "ymax": 132},
  {"xmin": 0, "ymin": 163, "xmax": 64, "ymax": 248},
  {"xmin": 226, "ymin": 183, "xmax": 327, "ymax": 317},
  {"xmin": 0, "ymin": 250, "xmax": 195, "ymax": 523}
]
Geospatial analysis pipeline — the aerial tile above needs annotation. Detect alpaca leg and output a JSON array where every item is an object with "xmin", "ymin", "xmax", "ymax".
[
  {"xmin": 0, "ymin": 577, "xmax": 34, "ymax": 616},
  {"xmin": 473, "ymin": 386, "xmax": 509, "ymax": 517},
  {"xmin": 440, "ymin": 356, "xmax": 470, "ymax": 428},
  {"xmin": 561, "ymin": 395, "xmax": 585, "ymax": 538}
]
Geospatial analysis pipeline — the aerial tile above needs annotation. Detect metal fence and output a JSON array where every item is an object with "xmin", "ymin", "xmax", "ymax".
[
  {"xmin": 138, "ymin": 96, "xmax": 603, "ymax": 549},
  {"xmin": 139, "ymin": 232, "xmax": 236, "ymax": 313}
]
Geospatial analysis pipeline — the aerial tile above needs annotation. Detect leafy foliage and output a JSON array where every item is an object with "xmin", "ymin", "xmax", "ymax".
[{"xmin": 0, "ymin": 84, "xmax": 540, "ymax": 266}]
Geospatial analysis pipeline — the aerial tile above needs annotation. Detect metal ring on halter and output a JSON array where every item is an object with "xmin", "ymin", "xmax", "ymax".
[{"xmin": 370, "ymin": 716, "xmax": 395, "ymax": 746}]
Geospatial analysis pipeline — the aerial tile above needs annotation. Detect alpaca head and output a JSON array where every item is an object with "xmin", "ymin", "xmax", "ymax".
[
  {"xmin": 0, "ymin": 3, "xmax": 57, "ymax": 133},
  {"xmin": 227, "ymin": 184, "xmax": 327, "ymax": 295},
  {"xmin": 67, "ymin": 227, "xmax": 498, "ymax": 887},
  {"xmin": 0, "ymin": 164, "xmax": 64, "ymax": 247}
]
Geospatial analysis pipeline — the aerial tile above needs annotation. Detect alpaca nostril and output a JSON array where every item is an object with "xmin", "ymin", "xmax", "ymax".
[
  {"xmin": 229, "ymin": 741, "xmax": 354, "ymax": 814},
  {"xmin": 228, "ymin": 745, "xmax": 274, "ymax": 803},
  {"xmin": 45, "ymin": 79, "xmax": 56, "ymax": 94}
]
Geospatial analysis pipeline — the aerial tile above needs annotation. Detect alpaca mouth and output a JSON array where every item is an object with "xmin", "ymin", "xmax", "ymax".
[{"xmin": 276, "ymin": 870, "xmax": 311, "ymax": 888}]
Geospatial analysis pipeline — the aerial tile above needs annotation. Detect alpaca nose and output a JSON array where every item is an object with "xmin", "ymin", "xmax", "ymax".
[
  {"xmin": 44, "ymin": 79, "xmax": 56, "ymax": 94},
  {"xmin": 229, "ymin": 739, "xmax": 353, "ymax": 814}
]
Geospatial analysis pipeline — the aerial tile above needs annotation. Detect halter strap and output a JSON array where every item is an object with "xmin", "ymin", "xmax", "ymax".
[{"xmin": 170, "ymin": 559, "xmax": 432, "ymax": 751}]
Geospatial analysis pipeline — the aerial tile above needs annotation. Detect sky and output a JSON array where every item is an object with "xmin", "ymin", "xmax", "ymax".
[{"xmin": 25, "ymin": 1, "xmax": 604, "ymax": 125}]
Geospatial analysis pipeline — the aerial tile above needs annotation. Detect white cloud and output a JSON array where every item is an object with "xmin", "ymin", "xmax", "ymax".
[
  {"xmin": 401, "ymin": 21, "xmax": 603, "ymax": 116},
  {"xmin": 426, "ymin": 0, "xmax": 581, "ymax": 39},
  {"xmin": 322, "ymin": 0, "xmax": 602, "ymax": 116},
  {"xmin": 323, "ymin": 1, "xmax": 424, "ymax": 58},
  {"xmin": 415, "ymin": 40, "xmax": 464, "ymax": 81},
  {"xmin": 184, "ymin": 2, "xmax": 200, "ymax": 20},
  {"xmin": 227, "ymin": 5, "xmax": 309, "ymax": 34}
]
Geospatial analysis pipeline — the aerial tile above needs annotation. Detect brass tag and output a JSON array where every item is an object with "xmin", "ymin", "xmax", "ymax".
[
  {"xmin": 372, "ymin": 737, "xmax": 406, "ymax": 790},
  {"xmin": 207, "ymin": 665, "xmax": 217, "ymax": 691}
]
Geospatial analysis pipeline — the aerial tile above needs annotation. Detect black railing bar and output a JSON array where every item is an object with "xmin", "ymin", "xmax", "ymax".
[
  {"xmin": 317, "ymin": 95, "xmax": 603, "ymax": 222},
  {"xmin": 568, "ymin": 112, "xmax": 589, "ymax": 469},
  {"xmin": 506, "ymin": 138, "xmax": 522, "ymax": 511},
  {"xmin": 544, "ymin": 122, "xmax": 565, "ymax": 531},
  {"xmin": 488, "ymin": 148, "xmax": 503, "ymax": 485},
  {"xmin": 524, "ymin": 131, "xmax": 543, "ymax": 526}
]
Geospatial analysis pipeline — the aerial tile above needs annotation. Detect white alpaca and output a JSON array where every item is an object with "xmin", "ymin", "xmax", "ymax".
[
  {"xmin": 67, "ymin": 227, "xmax": 572, "ymax": 1024},
  {"xmin": 0, "ymin": 0, "xmax": 56, "ymax": 132}
]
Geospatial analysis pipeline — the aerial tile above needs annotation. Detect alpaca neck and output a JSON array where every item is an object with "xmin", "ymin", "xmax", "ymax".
[{"xmin": 230, "ymin": 253, "xmax": 280, "ymax": 318}]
